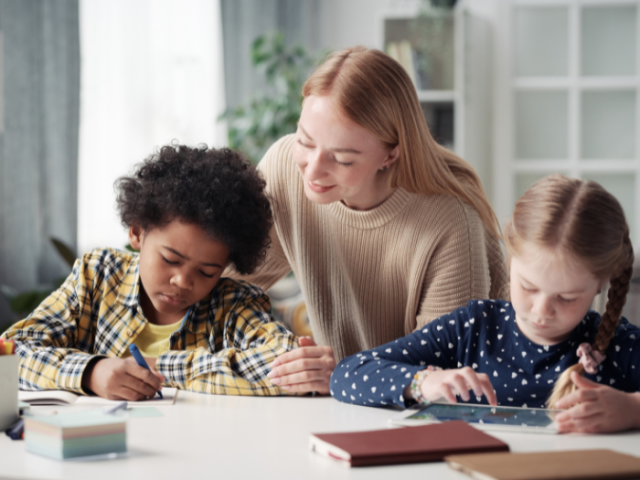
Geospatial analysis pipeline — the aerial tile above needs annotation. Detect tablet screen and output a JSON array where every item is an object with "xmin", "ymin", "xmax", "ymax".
[{"xmin": 406, "ymin": 403, "xmax": 556, "ymax": 429}]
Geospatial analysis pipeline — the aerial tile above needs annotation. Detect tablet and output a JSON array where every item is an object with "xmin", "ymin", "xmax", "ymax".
[{"xmin": 389, "ymin": 402, "xmax": 560, "ymax": 434}]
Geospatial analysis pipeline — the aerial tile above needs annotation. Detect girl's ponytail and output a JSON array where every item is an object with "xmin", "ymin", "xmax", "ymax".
[
  {"xmin": 503, "ymin": 174, "xmax": 634, "ymax": 409},
  {"xmin": 547, "ymin": 234, "xmax": 634, "ymax": 408}
]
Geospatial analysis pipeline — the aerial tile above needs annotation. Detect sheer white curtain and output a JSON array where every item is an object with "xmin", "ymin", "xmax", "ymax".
[{"xmin": 78, "ymin": 0, "xmax": 227, "ymax": 254}]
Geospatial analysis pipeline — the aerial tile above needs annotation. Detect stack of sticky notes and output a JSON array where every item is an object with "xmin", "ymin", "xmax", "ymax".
[{"xmin": 24, "ymin": 412, "xmax": 126, "ymax": 460}]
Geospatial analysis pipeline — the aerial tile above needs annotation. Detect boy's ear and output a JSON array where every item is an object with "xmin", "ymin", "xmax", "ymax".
[{"xmin": 128, "ymin": 225, "xmax": 144, "ymax": 250}]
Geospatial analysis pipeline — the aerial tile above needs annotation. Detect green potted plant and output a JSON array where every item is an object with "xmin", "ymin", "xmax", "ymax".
[{"xmin": 219, "ymin": 32, "xmax": 321, "ymax": 164}]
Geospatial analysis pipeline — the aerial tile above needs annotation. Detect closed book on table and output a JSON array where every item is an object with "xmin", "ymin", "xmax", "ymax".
[
  {"xmin": 309, "ymin": 420, "xmax": 509, "ymax": 467},
  {"xmin": 445, "ymin": 449, "xmax": 640, "ymax": 480}
]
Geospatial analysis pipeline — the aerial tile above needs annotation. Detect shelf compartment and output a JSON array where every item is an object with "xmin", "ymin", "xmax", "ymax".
[
  {"xmin": 581, "ymin": 5, "xmax": 637, "ymax": 77},
  {"xmin": 514, "ymin": 6, "xmax": 569, "ymax": 77},
  {"xmin": 581, "ymin": 90, "xmax": 636, "ymax": 160},
  {"xmin": 515, "ymin": 90, "xmax": 569, "ymax": 160}
]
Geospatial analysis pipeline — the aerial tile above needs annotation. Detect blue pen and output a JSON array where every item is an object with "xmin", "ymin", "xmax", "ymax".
[
  {"xmin": 104, "ymin": 401, "xmax": 128, "ymax": 415},
  {"xmin": 6, "ymin": 418, "xmax": 24, "ymax": 440},
  {"xmin": 128, "ymin": 344, "xmax": 163, "ymax": 399}
]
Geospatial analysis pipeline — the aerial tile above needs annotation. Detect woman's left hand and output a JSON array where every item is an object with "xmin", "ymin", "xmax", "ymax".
[
  {"xmin": 554, "ymin": 372, "xmax": 640, "ymax": 433},
  {"xmin": 267, "ymin": 337, "xmax": 336, "ymax": 394}
]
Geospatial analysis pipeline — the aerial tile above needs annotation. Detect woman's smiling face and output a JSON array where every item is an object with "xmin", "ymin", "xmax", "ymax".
[{"xmin": 292, "ymin": 94, "xmax": 399, "ymax": 211}]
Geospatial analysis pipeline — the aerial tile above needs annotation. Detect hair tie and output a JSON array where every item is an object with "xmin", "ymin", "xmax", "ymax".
[{"xmin": 576, "ymin": 342, "xmax": 606, "ymax": 374}]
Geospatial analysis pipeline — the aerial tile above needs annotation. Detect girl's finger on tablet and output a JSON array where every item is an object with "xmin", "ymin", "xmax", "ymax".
[
  {"xmin": 449, "ymin": 374, "xmax": 471, "ymax": 402},
  {"xmin": 440, "ymin": 384, "xmax": 458, "ymax": 404}
]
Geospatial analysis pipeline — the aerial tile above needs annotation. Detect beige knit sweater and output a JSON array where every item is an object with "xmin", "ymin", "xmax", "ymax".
[{"xmin": 233, "ymin": 135, "xmax": 508, "ymax": 361}]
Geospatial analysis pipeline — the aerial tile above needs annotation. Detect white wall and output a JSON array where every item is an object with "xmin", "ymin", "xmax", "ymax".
[
  {"xmin": 317, "ymin": 0, "xmax": 388, "ymax": 50},
  {"xmin": 77, "ymin": 0, "xmax": 226, "ymax": 254}
]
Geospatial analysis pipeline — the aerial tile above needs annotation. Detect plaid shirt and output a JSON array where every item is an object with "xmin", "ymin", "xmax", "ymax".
[{"xmin": 2, "ymin": 248, "xmax": 298, "ymax": 396}]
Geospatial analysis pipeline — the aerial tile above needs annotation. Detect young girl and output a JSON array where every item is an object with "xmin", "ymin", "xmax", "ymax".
[{"xmin": 330, "ymin": 174, "xmax": 640, "ymax": 433}]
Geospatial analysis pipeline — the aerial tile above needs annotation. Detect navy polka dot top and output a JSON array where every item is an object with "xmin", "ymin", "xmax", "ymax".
[{"xmin": 330, "ymin": 299, "xmax": 640, "ymax": 409}]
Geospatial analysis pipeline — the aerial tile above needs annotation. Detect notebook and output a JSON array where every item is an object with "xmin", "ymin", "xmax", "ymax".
[
  {"xmin": 309, "ymin": 420, "xmax": 509, "ymax": 467},
  {"xmin": 24, "ymin": 411, "xmax": 127, "ymax": 460},
  {"xmin": 445, "ymin": 449, "xmax": 640, "ymax": 480},
  {"xmin": 19, "ymin": 387, "xmax": 178, "ymax": 407}
]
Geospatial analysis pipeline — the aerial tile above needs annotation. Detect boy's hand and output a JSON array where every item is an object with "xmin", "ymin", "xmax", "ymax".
[
  {"xmin": 419, "ymin": 367, "xmax": 497, "ymax": 405},
  {"xmin": 267, "ymin": 337, "xmax": 335, "ymax": 394},
  {"xmin": 82, "ymin": 357, "xmax": 165, "ymax": 401},
  {"xmin": 555, "ymin": 372, "xmax": 640, "ymax": 434}
]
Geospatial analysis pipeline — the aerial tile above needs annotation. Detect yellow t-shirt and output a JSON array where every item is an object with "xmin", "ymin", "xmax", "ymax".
[{"xmin": 133, "ymin": 320, "xmax": 182, "ymax": 358}]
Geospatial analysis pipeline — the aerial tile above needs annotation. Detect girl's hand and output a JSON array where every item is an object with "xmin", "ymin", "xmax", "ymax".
[
  {"xmin": 82, "ymin": 357, "xmax": 165, "ymax": 401},
  {"xmin": 267, "ymin": 337, "xmax": 336, "ymax": 394},
  {"xmin": 420, "ymin": 367, "xmax": 497, "ymax": 405},
  {"xmin": 555, "ymin": 372, "xmax": 640, "ymax": 434}
]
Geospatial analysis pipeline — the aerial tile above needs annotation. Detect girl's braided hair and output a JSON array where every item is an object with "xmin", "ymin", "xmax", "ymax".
[{"xmin": 503, "ymin": 174, "xmax": 634, "ymax": 408}]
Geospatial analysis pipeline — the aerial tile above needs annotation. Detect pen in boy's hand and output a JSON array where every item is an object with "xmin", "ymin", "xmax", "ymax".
[{"xmin": 128, "ymin": 344, "xmax": 163, "ymax": 399}]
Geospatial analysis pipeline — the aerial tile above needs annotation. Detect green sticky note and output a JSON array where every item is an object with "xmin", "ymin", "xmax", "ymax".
[{"xmin": 125, "ymin": 407, "xmax": 163, "ymax": 418}]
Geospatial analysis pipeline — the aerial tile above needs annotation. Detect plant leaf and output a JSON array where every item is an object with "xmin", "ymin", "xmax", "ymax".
[
  {"xmin": 10, "ymin": 290, "xmax": 53, "ymax": 315},
  {"xmin": 50, "ymin": 237, "xmax": 77, "ymax": 268},
  {"xmin": 0, "ymin": 284, "xmax": 19, "ymax": 300}
]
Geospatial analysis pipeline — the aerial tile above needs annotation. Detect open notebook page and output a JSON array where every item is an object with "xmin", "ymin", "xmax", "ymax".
[{"xmin": 19, "ymin": 388, "xmax": 178, "ymax": 406}]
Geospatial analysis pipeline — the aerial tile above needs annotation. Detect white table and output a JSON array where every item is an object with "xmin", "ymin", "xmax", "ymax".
[{"xmin": 1, "ymin": 392, "xmax": 640, "ymax": 480}]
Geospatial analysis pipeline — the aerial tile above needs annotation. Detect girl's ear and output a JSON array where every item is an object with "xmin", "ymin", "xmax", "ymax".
[{"xmin": 128, "ymin": 225, "xmax": 144, "ymax": 250}]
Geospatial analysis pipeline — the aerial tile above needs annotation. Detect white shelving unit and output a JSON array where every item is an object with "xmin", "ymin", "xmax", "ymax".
[
  {"xmin": 379, "ymin": 0, "xmax": 493, "ymax": 192},
  {"xmin": 493, "ymin": 0, "xmax": 640, "ymax": 245},
  {"xmin": 379, "ymin": 3, "xmax": 459, "ymax": 152}
]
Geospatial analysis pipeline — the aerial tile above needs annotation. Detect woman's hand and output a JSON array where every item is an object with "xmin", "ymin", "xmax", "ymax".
[
  {"xmin": 267, "ymin": 337, "xmax": 336, "ymax": 394},
  {"xmin": 418, "ymin": 367, "xmax": 497, "ymax": 405},
  {"xmin": 82, "ymin": 357, "xmax": 165, "ymax": 401},
  {"xmin": 555, "ymin": 372, "xmax": 640, "ymax": 434}
]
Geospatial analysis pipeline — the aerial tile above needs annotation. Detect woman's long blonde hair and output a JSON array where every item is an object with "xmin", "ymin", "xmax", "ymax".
[
  {"xmin": 503, "ymin": 174, "xmax": 634, "ymax": 408},
  {"xmin": 302, "ymin": 46, "xmax": 500, "ymax": 239}
]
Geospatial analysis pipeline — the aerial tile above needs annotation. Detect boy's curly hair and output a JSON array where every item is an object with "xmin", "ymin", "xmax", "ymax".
[{"xmin": 115, "ymin": 144, "xmax": 272, "ymax": 275}]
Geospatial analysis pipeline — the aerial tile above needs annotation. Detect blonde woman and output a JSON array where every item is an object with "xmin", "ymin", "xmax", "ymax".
[{"xmin": 233, "ymin": 46, "xmax": 507, "ymax": 394}]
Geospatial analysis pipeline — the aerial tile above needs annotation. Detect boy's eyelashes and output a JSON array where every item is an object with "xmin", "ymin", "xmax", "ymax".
[
  {"xmin": 161, "ymin": 255, "xmax": 179, "ymax": 266},
  {"xmin": 160, "ymin": 255, "xmax": 216, "ymax": 279}
]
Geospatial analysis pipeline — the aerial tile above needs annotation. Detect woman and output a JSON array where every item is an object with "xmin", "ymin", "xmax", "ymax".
[{"xmin": 233, "ymin": 46, "xmax": 507, "ymax": 395}]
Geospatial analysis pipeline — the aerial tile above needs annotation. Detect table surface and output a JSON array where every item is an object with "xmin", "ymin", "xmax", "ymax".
[{"xmin": 1, "ymin": 392, "xmax": 640, "ymax": 480}]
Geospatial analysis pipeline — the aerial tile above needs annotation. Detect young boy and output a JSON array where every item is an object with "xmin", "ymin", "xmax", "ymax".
[{"xmin": 2, "ymin": 145, "xmax": 297, "ymax": 399}]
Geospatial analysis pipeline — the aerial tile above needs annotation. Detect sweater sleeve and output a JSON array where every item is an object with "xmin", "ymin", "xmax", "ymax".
[
  {"xmin": 224, "ymin": 136, "xmax": 295, "ymax": 291},
  {"xmin": 415, "ymin": 202, "xmax": 501, "ymax": 329},
  {"xmin": 330, "ymin": 307, "xmax": 470, "ymax": 408}
]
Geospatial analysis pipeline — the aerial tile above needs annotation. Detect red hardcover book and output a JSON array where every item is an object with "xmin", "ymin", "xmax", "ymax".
[{"xmin": 309, "ymin": 421, "xmax": 510, "ymax": 467}]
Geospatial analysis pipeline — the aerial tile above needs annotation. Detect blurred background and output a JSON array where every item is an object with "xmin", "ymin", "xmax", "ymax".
[{"xmin": 1, "ymin": 0, "xmax": 639, "ymax": 328}]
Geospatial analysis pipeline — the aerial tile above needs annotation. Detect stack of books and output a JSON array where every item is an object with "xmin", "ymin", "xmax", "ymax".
[{"xmin": 24, "ymin": 412, "xmax": 126, "ymax": 460}]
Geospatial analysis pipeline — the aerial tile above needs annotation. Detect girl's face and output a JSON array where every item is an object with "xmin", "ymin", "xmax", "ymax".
[
  {"xmin": 510, "ymin": 242, "xmax": 603, "ymax": 346},
  {"xmin": 293, "ymin": 95, "xmax": 399, "ymax": 211},
  {"xmin": 129, "ymin": 220, "xmax": 230, "ymax": 325}
]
